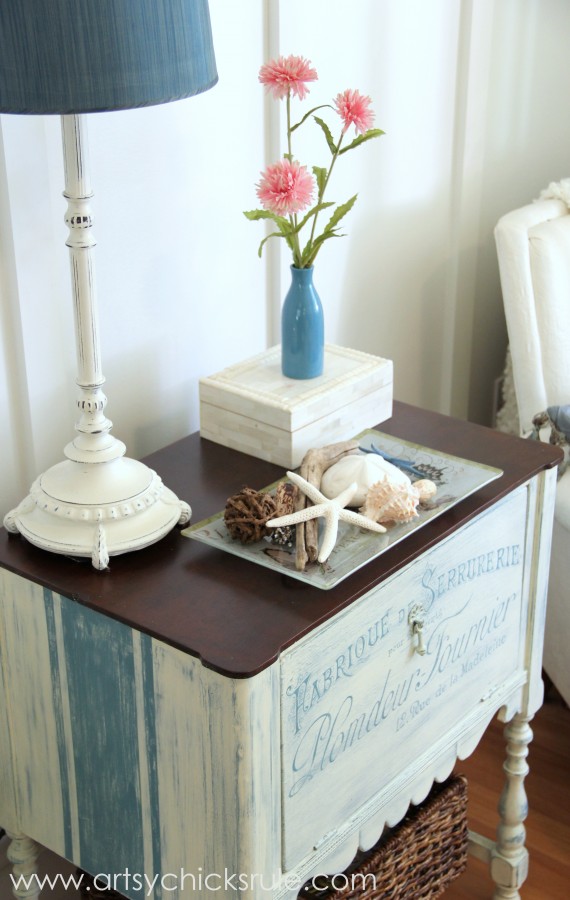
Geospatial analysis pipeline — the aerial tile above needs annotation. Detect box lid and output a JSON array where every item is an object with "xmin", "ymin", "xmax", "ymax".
[{"xmin": 199, "ymin": 344, "xmax": 393, "ymax": 432}]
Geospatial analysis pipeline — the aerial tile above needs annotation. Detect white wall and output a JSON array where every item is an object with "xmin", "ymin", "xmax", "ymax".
[{"xmin": 2, "ymin": 0, "xmax": 570, "ymax": 517}]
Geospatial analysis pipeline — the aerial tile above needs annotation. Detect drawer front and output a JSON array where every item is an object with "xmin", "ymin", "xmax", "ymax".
[{"xmin": 280, "ymin": 487, "xmax": 528, "ymax": 869}]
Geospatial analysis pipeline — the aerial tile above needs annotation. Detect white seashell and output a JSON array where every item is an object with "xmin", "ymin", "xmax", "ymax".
[
  {"xmin": 413, "ymin": 479, "xmax": 437, "ymax": 501},
  {"xmin": 321, "ymin": 454, "xmax": 410, "ymax": 506}
]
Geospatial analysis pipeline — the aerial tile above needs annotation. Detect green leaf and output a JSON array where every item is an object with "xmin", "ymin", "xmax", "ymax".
[
  {"xmin": 338, "ymin": 128, "xmax": 385, "ymax": 155},
  {"xmin": 257, "ymin": 232, "xmax": 284, "ymax": 258},
  {"xmin": 312, "ymin": 166, "xmax": 328, "ymax": 198},
  {"xmin": 274, "ymin": 217, "xmax": 294, "ymax": 238},
  {"xmin": 244, "ymin": 209, "xmax": 274, "ymax": 221},
  {"xmin": 274, "ymin": 215, "xmax": 294, "ymax": 235},
  {"xmin": 324, "ymin": 194, "xmax": 358, "ymax": 233},
  {"xmin": 290, "ymin": 104, "xmax": 332, "ymax": 133},
  {"xmin": 302, "ymin": 232, "xmax": 344, "ymax": 268},
  {"xmin": 313, "ymin": 230, "xmax": 342, "ymax": 248},
  {"xmin": 313, "ymin": 116, "xmax": 337, "ymax": 155},
  {"xmin": 244, "ymin": 209, "xmax": 293, "ymax": 233},
  {"xmin": 296, "ymin": 201, "xmax": 335, "ymax": 232},
  {"xmin": 272, "ymin": 218, "xmax": 297, "ymax": 254},
  {"xmin": 245, "ymin": 209, "xmax": 296, "ymax": 255},
  {"xmin": 299, "ymin": 241, "xmax": 314, "ymax": 267}
]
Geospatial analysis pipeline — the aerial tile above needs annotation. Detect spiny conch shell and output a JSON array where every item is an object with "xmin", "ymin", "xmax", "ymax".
[
  {"xmin": 321, "ymin": 454, "xmax": 410, "ymax": 507},
  {"xmin": 359, "ymin": 480, "xmax": 421, "ymax": 525}
]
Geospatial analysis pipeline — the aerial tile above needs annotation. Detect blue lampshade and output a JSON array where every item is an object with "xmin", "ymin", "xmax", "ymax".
[{"xmin": 0, "ymin": 0, "xmax": 217, "ymax": 114}]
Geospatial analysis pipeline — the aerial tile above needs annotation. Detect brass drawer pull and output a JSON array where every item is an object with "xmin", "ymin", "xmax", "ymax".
[{"xmin": 409, "ymin": 604, "xmax": 427, "ymax": 655}]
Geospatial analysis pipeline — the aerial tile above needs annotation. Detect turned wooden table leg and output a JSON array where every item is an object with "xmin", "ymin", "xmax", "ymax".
[
  {"xmin": 6, "ymin": 832, "xmax": 40, "ymax": 900},
  {"xmin": 491, "ymin": 713, "xmax": 532, "ymax": 899}
]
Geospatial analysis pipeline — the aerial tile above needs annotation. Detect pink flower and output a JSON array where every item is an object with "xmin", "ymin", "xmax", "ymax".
[
  {"xmin": 259, "ymin": 55, "xmax": 318, "ymax": 101},
  {"xmin": 256, "ymin": 159, "xmax": 314, "ymax": 216},
  {"xmin": 334, "ymin": 89, "xmax": 375, "ymax": 134}
]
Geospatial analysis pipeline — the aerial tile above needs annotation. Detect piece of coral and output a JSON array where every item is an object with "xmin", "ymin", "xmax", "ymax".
[{"xmin": 224, "ymin": 486, "xmax": 277, "ymax": 544}]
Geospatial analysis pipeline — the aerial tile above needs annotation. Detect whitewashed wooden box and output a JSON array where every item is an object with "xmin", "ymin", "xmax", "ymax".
[{"xmin": 199, "ymin": 344, "xmax": 393, "ymax": 468}]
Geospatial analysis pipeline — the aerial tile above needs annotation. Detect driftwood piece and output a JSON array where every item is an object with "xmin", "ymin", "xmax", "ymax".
[
  {"xmin": 295, "ymin": 439, "xmax": 360, "ymax": 570},
  {"xmin": 275, "ymin": 481, "xmax": 299, "ymax": 516}
]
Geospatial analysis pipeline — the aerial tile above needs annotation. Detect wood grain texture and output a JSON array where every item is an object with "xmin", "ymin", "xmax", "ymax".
[
  {"xmin": 1, "ymin": 700, "xmax": 566, "ymax": 898},
  {"xmin": 1, "ymin": 576, "xmax": 283, "ymax": 899},
  {"xmin": 0, "ymin": 574, "xmax": 67, "ymax": 850},
  {"xmin": 0, "ymin": 403, "xmax": 561, "ymax": 678},
  {"xmin": 0, "ymin": 621, "xmax": 18, "ymax": 834},
  {"xmin": 447, "ymin": 694, "xmax": 570, "ymax": 899}
]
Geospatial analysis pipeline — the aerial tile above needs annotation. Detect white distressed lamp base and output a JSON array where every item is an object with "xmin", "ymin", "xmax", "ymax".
[{"xmin": 3, "ymin": 456, "xmax": 191, "ymax": 570}]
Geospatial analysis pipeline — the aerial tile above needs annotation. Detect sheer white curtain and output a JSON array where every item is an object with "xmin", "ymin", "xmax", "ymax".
[{"xmin": 2, "ymin": 0, "xmax": 570, "ymax": 519}]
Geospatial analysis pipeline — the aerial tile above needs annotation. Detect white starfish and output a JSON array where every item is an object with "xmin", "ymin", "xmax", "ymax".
[{"xmin": 266, "ymin": 470, "xmax": 387, "ymax": 563}]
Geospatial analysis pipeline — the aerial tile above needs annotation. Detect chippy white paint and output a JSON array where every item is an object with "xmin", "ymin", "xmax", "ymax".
[
  {"xmin": 5, "ymin": 833, "xmax": 40, "ymax": 900},
  {"xmin": 280, "ymin": 488, "xmax": 527, "ymax": 868},
  {"xmin": 0, "ymin": 467, "xmax": 557, "ymax": 899},
  {"xmin": 0, "ymin": 625, "xmax": 18, "ymax": 835},
  {"xmin": 3, "ymin": 115, "xmax": 191, "ymax": 569}
]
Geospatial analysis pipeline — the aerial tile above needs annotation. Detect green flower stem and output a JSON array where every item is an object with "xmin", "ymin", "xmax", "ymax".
[
  {"xmin": 287, "ymin": 92, "xmax": 292, "ymax": 159},
  {"xmin": 257, "ymin": 91, "xmax": 379, "ymax": 268},
  {"xmin": 287, "ymin": 89, "xmax": 303, "ymax": 267},
  {"xmin": 307, "ymin": 130, "xmax": 345, "ymax": 253},
  {"xmin": 289, "ymin": 216, "xmax": 302, "ymax": 267},
  {"xmin": 285, "ymin": 91, "xmax": 344, "ymax": 267}
]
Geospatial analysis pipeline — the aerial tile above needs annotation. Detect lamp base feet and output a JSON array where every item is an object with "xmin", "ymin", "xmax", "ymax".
[{"xmin": 4, "ymin": 456, "xmax": 191, "ymax": 569}]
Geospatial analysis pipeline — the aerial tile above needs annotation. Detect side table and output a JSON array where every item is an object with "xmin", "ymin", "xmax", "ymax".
[{"xmin": 0, "ymin": 403, "xmax": 561, "ymax": 899}]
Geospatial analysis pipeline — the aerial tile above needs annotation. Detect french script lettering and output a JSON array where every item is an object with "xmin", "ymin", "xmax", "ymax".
[
  {"xmin": 287, "ymin": 584, "xmax": 521, "ymax": 796},
  {"xmin": 421, "ymin": 543, "xmax": 521, "ymax": 605},
  {"xmin": 281, "ymin": 489, "xmax": 530, "ymax": 869},
  {"xmin": 286, "ymin": 616, "xmax": 392, "ymax": 733}
]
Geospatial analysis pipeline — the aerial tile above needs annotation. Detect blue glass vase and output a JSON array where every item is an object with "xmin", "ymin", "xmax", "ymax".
[{"xmin": 281, "ymin": 265, "xmax": 324, "ymax": 379}]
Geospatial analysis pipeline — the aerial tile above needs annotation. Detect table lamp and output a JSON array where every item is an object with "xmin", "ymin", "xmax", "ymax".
[{"xmin": 0, "ymin": 0, "xmax": 217, "ymax": 569}]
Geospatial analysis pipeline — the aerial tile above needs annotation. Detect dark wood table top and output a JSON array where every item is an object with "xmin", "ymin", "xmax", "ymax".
[{"xmin": 0, "ymin": 402, "xmax": 561, "ymax": 677}]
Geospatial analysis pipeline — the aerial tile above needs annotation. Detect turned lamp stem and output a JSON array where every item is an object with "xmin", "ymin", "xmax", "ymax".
[
  {"xmin": 62, "ymin": 114, "xmax": 124, "ymax": 464},
  {"xmin": 3, "ymin": 115, "xmax": 191, "ymax": 569},
  {"xmin": 0, "ymin": 0, "xmax": 217, "ymax": 569}
]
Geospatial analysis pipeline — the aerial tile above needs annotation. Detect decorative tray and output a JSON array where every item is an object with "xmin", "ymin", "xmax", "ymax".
[{"xmin": 182, "ymin": 429, "xmax": 502, "ymax": 590}]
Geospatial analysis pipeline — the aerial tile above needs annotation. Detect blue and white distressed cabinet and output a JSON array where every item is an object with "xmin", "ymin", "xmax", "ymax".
[{"xmin": 0, "ymin": 404, "xmax": 561, "ymax": 899}]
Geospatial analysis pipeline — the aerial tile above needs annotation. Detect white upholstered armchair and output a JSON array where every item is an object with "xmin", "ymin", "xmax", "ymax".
[{"xmin": 495, "ymin": 191, "xmax": 570, "ymax": 705}]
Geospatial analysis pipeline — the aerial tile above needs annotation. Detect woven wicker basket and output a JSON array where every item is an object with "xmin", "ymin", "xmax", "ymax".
[{"xmin": 299, "ymin": 774, "xmax": 469, "ymax": 900}]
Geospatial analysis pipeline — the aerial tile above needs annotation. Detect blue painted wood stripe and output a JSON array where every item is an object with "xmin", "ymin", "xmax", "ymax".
[
  {"xmin": 60, "ymin": 601, "xmax": 145, "ymax": 899},
  {"xmin": 140, "ymin": 633, "xmax": 162, "ymax": 900},
  {"xmin": 43, "ymin": 588, "xmax": 73, "ymax": 860}
]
